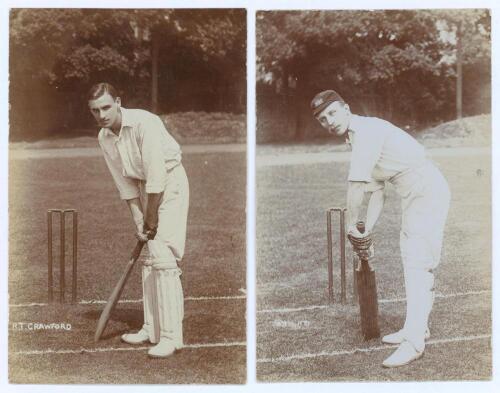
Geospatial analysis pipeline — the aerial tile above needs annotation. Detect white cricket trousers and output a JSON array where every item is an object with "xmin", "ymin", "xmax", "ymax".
[
  {"xmin": 391, "ymin": 160, "xmax": 450, "ymax": 351},
  {"xmin": 140, "ymin": 164, "xmax": 189, "ymax": 346}
]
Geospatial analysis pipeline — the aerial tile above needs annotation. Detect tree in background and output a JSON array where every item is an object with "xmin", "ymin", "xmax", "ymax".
[
  {"xmin": 433, "ymin": 9, "xmax": 491, "ymax": 119},
  {"xmin": 10, "ymin": 10, "xmax": 140, "ymax": 138},
  {"xmin": 129, "ymin": 9, "xmax": 246, "ymax": 113},
  {"xmin": 9, "ymin": 9, "xmax": 246, "ymax": 140},
  {"xmin": 257, "ymin": 9, "xmax": 490, "ymax": 142}
]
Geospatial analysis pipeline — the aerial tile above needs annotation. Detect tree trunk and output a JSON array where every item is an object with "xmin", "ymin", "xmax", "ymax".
[
  {"xmin": 456, "ymin": 21, "xmax": 463, "ymax": 119},
  {"xmin": 293, "ymin": 77, "xmax": 304, "ymax": 138},
  {"xmin": 282, "ymin": 69, "xmax": 291, "ymax": 139},
  {"xmin": 151, "ymin": 36, "xmax": 159, "ymax": 113},
  {"xmin": 293, "ymin": 75, "xmax": 302, "ymax": 140}
]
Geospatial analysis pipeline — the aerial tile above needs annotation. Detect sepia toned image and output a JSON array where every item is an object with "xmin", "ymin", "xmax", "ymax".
[
  {"xmin": 256, "ymin": 9, "xmax": 491, "ymax": 381},
  {"xmin": 8, "ymin": 8, "xmax": 246, "ymax": 384}
]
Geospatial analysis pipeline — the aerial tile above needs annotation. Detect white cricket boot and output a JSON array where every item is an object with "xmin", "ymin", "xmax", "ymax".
[
  {"xmin": 121, "ymin": 328, "xmax": 150, "ymax": 345},
  {"xmin": 122, "ymin": 264, "xmax": 161, "ymax": 345},
  {"xmin": 382, "ymin": 340, "xmax": 423, "ymax": 367},
  {"xmin": 148, "ymin": 338, "xmax": 177, "ymax": 358},
  {"xmin": 382, "ymin": 328, "xmax": 430, "ymax": 345}
]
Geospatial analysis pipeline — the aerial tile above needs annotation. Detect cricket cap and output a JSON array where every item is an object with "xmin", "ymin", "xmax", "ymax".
[{"xmin": 311, "ymin": 90, "xmax": 345, "ymax": 117}]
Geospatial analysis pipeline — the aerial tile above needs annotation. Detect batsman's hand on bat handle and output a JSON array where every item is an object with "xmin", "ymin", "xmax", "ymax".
[
  {"xmin": 143, "ymin": 227, "xmax": 157, "ymax": 241},
  {"xmin": 355, "ymin": 244, "xmax": 375, "ymax": 260},
  {"xmin": 133, "ymin": 219, "xmax": 156, "ymax": 242},
  {"xmin": 135, "ymin": 230, "xmax": 153, "ymax": 243},
  {"xmin": 347, "ymin": 225, "xmax": 372, "ymax": 248},
  {"xmin": 348, "ymin": 221, "xmax": 374, "ymax": 259}
]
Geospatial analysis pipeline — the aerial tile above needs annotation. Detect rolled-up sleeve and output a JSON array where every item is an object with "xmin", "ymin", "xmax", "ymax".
[
  {"xmin": 99, "ymin": 139, "xmax": 140, "ymax": 200},
  {"xmin": 141, "ymin": 117, "xmax": 169, "ymax": 193},
  {"xmin": 364, "ymin": 180, "xmax": 385, "ymax": 193}
]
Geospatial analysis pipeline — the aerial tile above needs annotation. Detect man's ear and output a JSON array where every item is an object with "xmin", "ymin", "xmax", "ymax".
[{"xmin": 115, "ymin": 97, "xmax": 121, "ymax": 107}]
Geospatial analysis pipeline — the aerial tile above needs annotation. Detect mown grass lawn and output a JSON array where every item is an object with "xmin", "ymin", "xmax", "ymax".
[
  {"xmin": 256, "ymin": 152, "xmax": 491, "ymax": 381},
  {"xmin": 9, "ymin": 150, "xmax": 247, "ymax": 384}
]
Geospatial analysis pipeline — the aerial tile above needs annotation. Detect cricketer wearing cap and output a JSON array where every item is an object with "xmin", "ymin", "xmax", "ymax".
[
  {"xmin": 88, "ymin": 82, "xmax": 189, "ymax": 358},
  {"xmin": 311, "ymin": 90, "xmax": 450, "ymax": 367}
]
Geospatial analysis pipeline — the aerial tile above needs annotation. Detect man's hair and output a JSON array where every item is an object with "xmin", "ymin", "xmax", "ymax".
[{"xmin": 88, "ymin": 83, "xmax": 119, "ymax": 101}]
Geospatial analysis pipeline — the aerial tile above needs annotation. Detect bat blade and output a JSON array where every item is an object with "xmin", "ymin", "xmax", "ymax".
[
  {"xmin": 356, "ymin": 258, "xmax": 380, "ymax": 340},
  {"xmin": 94, "ymin": 241, "xmax": 145, "ymax": 342}
]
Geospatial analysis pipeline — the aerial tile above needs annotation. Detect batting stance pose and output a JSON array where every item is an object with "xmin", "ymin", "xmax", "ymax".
[
  {"xmin": 311, "ymin": 90, "xmax": 450, "ymax": 367},
  {"xmin": 88, "ymin": 83, "xmax": 189, "ymax": 358}
]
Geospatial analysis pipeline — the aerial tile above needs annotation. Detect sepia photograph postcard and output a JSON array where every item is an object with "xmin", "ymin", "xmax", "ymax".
[
  {"xmin": 256, "ymin": 8, "xmax": 492, "ymax": 382},
  {"xmin": 7, "ymin": 7, "xmax": 247, "ymax": 384},
  {"xmin": 2, "ymin": 0, "xmax": 499, "ymax": 392}
]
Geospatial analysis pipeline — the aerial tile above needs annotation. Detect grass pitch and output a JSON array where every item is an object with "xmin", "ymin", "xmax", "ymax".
[
  {"xmin": 256, "ymin": 150, "xmax": 491, "ymax": 381},
  {"xmin": 8, "ymin": 149, "xmax": 246, "ymax": 384}
]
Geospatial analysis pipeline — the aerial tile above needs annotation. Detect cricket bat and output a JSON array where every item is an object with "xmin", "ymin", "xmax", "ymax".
[
  {"xmin": 94, "ymin": 241, "xmax": 146, "ymax": 342},
  {"xmin": 355, "ymin": 221, "xmax": 380, "ymax": 340}
]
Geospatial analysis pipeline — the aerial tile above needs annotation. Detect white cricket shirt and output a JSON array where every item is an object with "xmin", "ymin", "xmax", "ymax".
[
  {"xmin": 347, "ymin": 115, "xmax": 427, "ymax": 183},
  {"xmin": 98, "ymin": 107, "xmax": 181, "ymax": 200}
]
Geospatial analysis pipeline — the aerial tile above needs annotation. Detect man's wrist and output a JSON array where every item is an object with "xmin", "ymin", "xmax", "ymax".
[
  {"xmin": 134, "ymin": 218, "xmax": 143, "ymax": 228},
  {"xmin": 143, "ymin": 221, "xmax": 157, "ymax": 231},
  {"xmin": 143, "ymin": 227, "xmax": 157, "ymax": 240}
]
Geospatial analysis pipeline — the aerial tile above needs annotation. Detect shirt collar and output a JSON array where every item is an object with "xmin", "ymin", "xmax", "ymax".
[
  {"xmin": 100, "ymin": 127, "xmax": 116, "ymax": 139},
  {"xmin": 347, "ymin": 114, "xmax": 362, "ymax": 133},
  {"xmin": 345, "ymin": 114, "xmax": 363, "ymax": 145},
  {"xmin": 120, "ymin": 107, "xmax": 133, "ymax": 128},
  {"xmin": 346, "ymin": 131, "xmax": 353, "ymax": 146}
]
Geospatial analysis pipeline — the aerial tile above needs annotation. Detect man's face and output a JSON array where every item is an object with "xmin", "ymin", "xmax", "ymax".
[
  {"xmin": 88, "ymin": 92, "xmax": 121, "ymax": 129},
  {"xmin": 316, "ymin": 101, "xmax": 351, "ymax": 136}
]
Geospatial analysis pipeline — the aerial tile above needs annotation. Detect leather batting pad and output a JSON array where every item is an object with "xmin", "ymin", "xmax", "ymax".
[
  {"xmin": 142, "ymin": 265, "xmax": 160, "ymax": 343},
  {"xmin": 155, "ymin": 268, "xmax": 184, "ymax": 348}
]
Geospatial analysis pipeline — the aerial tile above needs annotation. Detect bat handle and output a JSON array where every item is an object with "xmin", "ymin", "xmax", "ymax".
[
  {"xmin": 131, "ymin": 241, "xmax": 146, "ymax": 260},
  {"xmin": 355, "ymin": 221, "xmax": 372, "ymax": 266},
  {"xmin": 356, "ymin": 221, "xmax": 365, "ymax": 234}
]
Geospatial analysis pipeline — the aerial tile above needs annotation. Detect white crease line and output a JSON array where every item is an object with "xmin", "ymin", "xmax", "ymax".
[
  {"xmin": 257, "ymin": 334, "xmax": 491, "ymax": 363},
  {"xmin": 10, "ymin": 294, "xmax": 246, "ymax": 308},
  {"xmin": 13, "ymin": 341, "xmax": 247, "ymax": 356},
  {"xmin": 186, "ymin": 295, "xmax": 246, "ymax": 301},
  {"xmin": 379, "ymin": 289, "xmax": 491, "ymax": 304},
  {"xmin": 259, "ymin": 305, "xmax": 329, "ymax": 313},
  {"xmin": 258, "ymin": 289, "xmax": 490, "ymax": 314}
]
